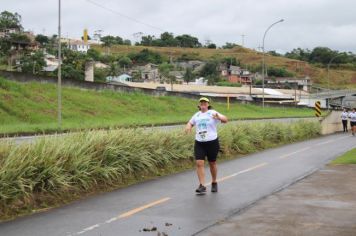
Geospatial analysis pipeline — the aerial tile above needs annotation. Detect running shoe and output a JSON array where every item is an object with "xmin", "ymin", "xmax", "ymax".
[
  {"xmin": 195, "ymin": 184, "xmax": 206, "ymax": 194},
  {"xmin": 211, "ymin": 182, "xmax": 218, "ymax": 192}
]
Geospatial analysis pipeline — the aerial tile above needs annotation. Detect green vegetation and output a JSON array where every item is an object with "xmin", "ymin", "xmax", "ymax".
[
  {"xmin": 0, "ymin": 120, "xmax": 321, "ymax": 220},
  {"xmin": 331, "ymin": 148, "xmax": 356, "ymax": 165},
  {"xmin": 0, "ymin": 77, "xmax": 318, "ymax": 136}
]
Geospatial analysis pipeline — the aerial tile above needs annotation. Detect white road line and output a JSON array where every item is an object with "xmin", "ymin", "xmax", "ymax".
[{"xmin": 279, "ymin": 147, "xmax": 311, "ymax": 159}]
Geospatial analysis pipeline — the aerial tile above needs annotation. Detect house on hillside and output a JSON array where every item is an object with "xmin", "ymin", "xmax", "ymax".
[
  {"xmin": 64, "ymin": 39, "xmax": 91, "ymax": 53},
  {"xmin": 0, "ymin": 28, "xmax": 20, "ymax": 38},
  {"xmin": 132, "ymin": 63, "xmax": 160, "ymax": 82},
  {"xmin": 219, "ymin": 64, "xmax": 253, "ymax": 85}
]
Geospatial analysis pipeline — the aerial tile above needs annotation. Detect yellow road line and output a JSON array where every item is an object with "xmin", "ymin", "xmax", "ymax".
[
  {"xmin": 236, "ymin": 162, "xmax": 268, "ymax": 174},
  {"xmin": 279, "ymin": 147, "xmax": 311, "ymax": 159},
  {"xmin": 70, "ymin": 197, "xmax": 171, "ymax": 236},
  {"xmin": 118, "ymin": 197, "xmax": 171, "ymax": 219},
  {"xmin": 207, "ymin": 162, "xmax": 268, "ymax": 186}
]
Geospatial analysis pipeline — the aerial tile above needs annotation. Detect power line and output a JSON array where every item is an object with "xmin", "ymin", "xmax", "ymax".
[{"xmin": 86, "ymin": 0, "xmax": 166, "ymax": 32}]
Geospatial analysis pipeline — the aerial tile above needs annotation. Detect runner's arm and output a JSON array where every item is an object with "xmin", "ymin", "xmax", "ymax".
[
  {"xmin": 185, "ymin": 122, "xmax": 194, "ymax": 134},
  {"xmin": 214, "ymin": 113, "xmax": 228, "ymax": 123}
]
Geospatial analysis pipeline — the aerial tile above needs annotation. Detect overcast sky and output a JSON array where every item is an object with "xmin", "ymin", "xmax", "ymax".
[{"xmin": 2, "ymin": 0, "xmax": 356, "ymax": 53}]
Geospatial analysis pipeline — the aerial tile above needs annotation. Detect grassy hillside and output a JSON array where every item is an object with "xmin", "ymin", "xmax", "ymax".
[
  {"xmin": 93, "ymin": 45, "xmax": 356, "ymax": 89},
  {"xmin": 0, "ymin": 77, "xmax": 317, "ymax": 135}
]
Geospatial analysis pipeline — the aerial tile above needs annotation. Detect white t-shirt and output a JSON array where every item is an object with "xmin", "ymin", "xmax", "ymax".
[
  {"xmin": 349, "ymin": 112, "xmax": 356, "ymax": 122},
  {"xmin": 189, "ymin": 110, "xmax": 221, "ymax": 142},
  {"xmin": 341, "ymin": 112, "xmax": 349, "ymax": 120}
]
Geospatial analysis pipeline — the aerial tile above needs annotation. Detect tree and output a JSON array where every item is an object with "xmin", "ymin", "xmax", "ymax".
[
  {"xmin": 267, "ymin": 66, "xmax": 294, "ymax": 77},
  {"xmin": 100, "ymin": 35, "xmax": 129, "ymax": 47},
  {"xmin": 207, "ymin": 43, "xmax": 217, "ymax": 49},
  {"xmin": 0, "ymin": 33, "xmax": 31, "ymax": 56},
  {"xmin": 108, "ymin": 62, "xmax": 121, "ymax": 77},
  {"xmin": 129, "ymin": 49, "xmax": 163, "ymax": 64},
  {"xmin": 118, "ymin": 56, "xmax": 132, "ymax": 68},
  {"xmin": 101, "ymin": 35, "xmax": 116, "ymax": 47},
  {"xmin": 0, "ymin": 11, "xmax": 23, "ymax": 31},
  {"xmin": 268, "ymin": 50, "xmax": 281, "ymax": 57},
  {"xmin": 58, "ymin": 48, "xmax": 89, "ymax": 80},
  {"xmin": 8, "ymin": 33, "xmax": 31, "ymax": 44},
  {"xmin": 87, "ymin": 48, "xmax": 101, "ymax": 61},
  {"xmin": 176, "ymin": 34, "xmax": 202, "ymax": 48},
  {"xmin": 159, "ymin": 32, "xmax": 178, "ymax": 47},
  {"xmin": 159, "ymin": 62, "xmax": 174, "ymax": 88},
  {"xmin": 20, "ymin": 51, "xmax": 46, "ymax": 74},
  {"xmin": 94, "ymin": 68, "xmax": 109, "ymax": 82},
  {"xmin": 123, "ymin": 39, "xmax": 131, "ymax": 46},
  {"xmin": 285, "ymin": 48, "xmax": 311, "ymax": 61},
  {"xmin": 200, "ymin": 60, "xmax": 220, "ymax": 85},
  {"xmin": 140, "ymin": 35, "xmax": 155, "ymax": 46},
  {"xmin": 200, "ymin": 60, "xmax": 219, "ymax": 77},
  {"xmin": 35, "ymin": 34, "xmax": 49, "ymax": 46},
  {"xmin": 309, "ymin": 47, "xmax": 336, "ymax": 65},
  {"xmin": 222, "ymin": 42, "xmax": 239, "ymax": 49},
  {"xmin": 183, "ymin": 67, "xmax": 194, "ymax": 84}
]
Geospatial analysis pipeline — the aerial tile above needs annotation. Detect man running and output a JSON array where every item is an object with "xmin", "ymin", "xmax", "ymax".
[
  {"xmin": 185, "ymin": 97, "xmax": 228, "ymax": 194},
  {"xmin": 349, "ymin": 108, "xmax": 356, "ymax": 136},
  {"xmin": 341, "ymin": 108, "xmax": 349, "ymax": 132}
]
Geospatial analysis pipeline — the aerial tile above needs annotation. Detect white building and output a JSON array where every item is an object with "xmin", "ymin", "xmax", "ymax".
[
  {"xmin": 68, "ymin": 40, "xmax": 90, "ymax": 53},
  {"xmin": 188, "ymin": 77, "xmax": 207, "ymax": 86},
  {"xmin": 43, "ymin": 53, "xmax": 59, "ymax": 72}
]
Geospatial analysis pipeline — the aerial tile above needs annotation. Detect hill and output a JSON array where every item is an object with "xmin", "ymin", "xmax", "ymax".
[
  {"xmin": 93, "ymin": 45, "xmax": 356, "ymax": 89},
  {"xmin": 0, "ymin": 77, "xmax": 316, "ymax": 135}
]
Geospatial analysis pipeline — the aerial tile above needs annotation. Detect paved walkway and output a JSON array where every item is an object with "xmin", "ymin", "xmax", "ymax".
[{"xmin": 199, "ymin": 165, "xmax": 356, "ymax": 236}]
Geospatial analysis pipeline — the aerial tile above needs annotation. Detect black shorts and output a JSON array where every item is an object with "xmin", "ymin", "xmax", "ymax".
[
  {"xmin": 351, "ymin": 121, "xmax": 356, "ymax": 127},
  {"xmin": 194, "ymin": 138, "xmax": 220, "ymax": 162}
]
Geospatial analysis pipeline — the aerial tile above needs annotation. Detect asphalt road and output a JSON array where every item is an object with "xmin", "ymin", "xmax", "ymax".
[{"xmin": 0, "ymin": 133, "xmax": 353, "ymax": 236}]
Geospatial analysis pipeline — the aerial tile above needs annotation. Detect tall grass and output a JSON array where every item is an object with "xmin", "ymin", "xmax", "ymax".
[{"xmin": 0, "ymin": 120, "xmax": 321, "ymax": 220}]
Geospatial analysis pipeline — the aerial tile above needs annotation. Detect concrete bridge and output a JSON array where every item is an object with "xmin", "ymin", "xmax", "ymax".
[{"xmin": 299, "ymin": 89, "xmax": 356, "ymax": 109}]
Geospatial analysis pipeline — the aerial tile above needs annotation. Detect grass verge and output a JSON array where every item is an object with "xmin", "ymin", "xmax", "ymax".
[
  {"xmin": 0, "ymin": 120, "xmax": 321, "ymax": 221},
  {"xmin": 0, "ymin": 77, "xmax": 319, "ymax": 136},
  {"xmin": 331, "ymin": 148, "xmax": 356, "ymax": 165}
]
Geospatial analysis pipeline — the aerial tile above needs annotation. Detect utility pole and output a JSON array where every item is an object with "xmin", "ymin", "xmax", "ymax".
[{"xmin": 57, "ymin": 0, "xmax": 62, "ymax": 129}]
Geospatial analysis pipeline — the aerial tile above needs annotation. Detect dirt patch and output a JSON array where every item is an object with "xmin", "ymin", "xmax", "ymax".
[{"xmin": 200, "ymin": 165, "xmax": 356, "ymax": 236}]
